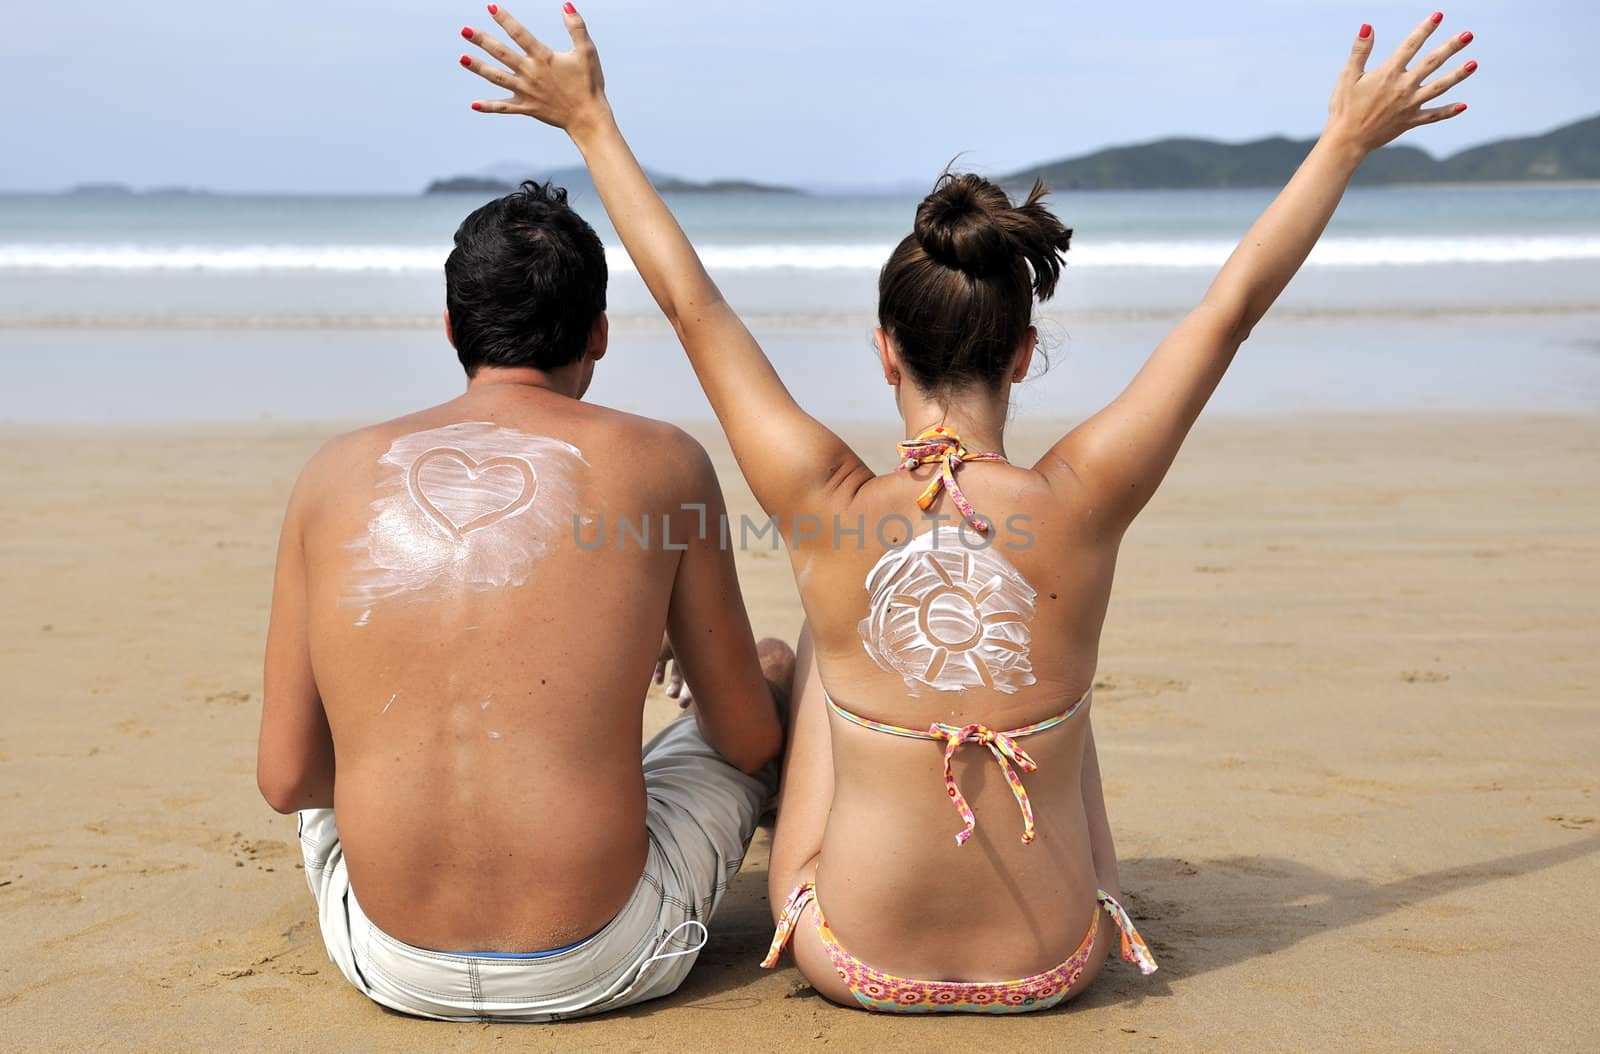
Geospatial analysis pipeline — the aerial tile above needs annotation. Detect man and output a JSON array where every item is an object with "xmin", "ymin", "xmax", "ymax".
[{"xmin": 258, "ymin": 181, "xmax": 789, "ymax": 1022}]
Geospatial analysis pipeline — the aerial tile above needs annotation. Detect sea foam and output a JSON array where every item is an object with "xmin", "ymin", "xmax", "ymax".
[{"xmin": 3, "ymin": 236, "xmax": 1600, "ymax": 273}]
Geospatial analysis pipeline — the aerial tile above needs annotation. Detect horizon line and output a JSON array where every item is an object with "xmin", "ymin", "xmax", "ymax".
[{"xmin": 6, "ymin": 110, "xmax": 1593, "ymax": 199}]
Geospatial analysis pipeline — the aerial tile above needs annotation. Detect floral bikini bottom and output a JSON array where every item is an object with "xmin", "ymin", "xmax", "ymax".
[
  {"xmin": 761, "ymin": 677, "xmax": 1159, "ymax": 1013},
  {"xmin": 762, "ymin": 881, "xmax": 1157, "ymax": 1014}
]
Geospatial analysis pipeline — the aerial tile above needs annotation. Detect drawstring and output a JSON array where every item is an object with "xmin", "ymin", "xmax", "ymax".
[
  {"xmin": 636, "ymin": 919, "xmax": 709, "ymax": 977},
  {"xmin": 928, "ymin": 723, "xmax": 1039, "ymax": 846},
  {"xmin": 896, "ymin": 426, "xmax": 1007, "ymax": 534}
]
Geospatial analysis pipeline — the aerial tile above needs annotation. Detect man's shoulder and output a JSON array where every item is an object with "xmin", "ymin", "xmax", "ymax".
[
  {"xmin": 574, "ymin": 404, "xmax": 715, "ymax": 481},
  {"xmin": 290, "ymin": 409, "xmax": 441, "ymax": 497}
]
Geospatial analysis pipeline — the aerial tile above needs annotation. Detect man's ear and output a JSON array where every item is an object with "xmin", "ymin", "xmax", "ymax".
[
  {"xmin": 444, "ymin": 309, "xmax": 455, "ymax": 349},
  {"xmin": 588, "ymin": 313, "xmax": 609, "ymax": 363},
  {"xmin": 874, "ymin": 327, "xmax": 901, "ymax": 387}
]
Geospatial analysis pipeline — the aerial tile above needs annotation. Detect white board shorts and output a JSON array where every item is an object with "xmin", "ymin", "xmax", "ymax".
[{"xmin": 298, "ymin": 716, "xmax": 774, "ymax": 1022}]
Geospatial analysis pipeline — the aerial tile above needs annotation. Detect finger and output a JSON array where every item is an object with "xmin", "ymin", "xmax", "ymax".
[
  {"xmin": 469, "ymin": 97, "xmax": 526, "ymax": 115},
  {"xmin": 1346, "ymin": 22, "xmax": 1375, "ymax": 76},
  {"xmin": 562, "ymin": 3, "xmax": 594, "ymax": 50},
  {"xmin": 1413, "ymin": 100, "xmax": 1468, "ymax": 126},
  {"xmin": 1416, "ymin": 58, "xmax": 1477, "ymax": 103},
  {"xmin": 653, "ymin": 660, "xmax": 666, "ymax": 685},
  {"xmin": 1410, "ymin": 27, "xmax": 1472, "ymax": 82},
  {"xmin": 462, "ymin": 25, "xmax": 524, "ymax": 70},
  {"xmin": 488, "ymin": 4, "xmax": 553, "ymax": 61},
  {"xmin": 460, "ymin": 54, "xmax": 519, "ymax": 94},
  {"xmin": 1388, "ymin": 10, "xmax": 1444, "ymax": 70},
  {"xmin": 677, "ymin": 690, "xmax": 694, "ymax": 711}
]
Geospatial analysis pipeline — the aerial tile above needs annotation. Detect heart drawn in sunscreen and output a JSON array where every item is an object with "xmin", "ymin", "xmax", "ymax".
[{"xmin": 405, "ymin": 447, "xmax": 538, "ymax": 542}]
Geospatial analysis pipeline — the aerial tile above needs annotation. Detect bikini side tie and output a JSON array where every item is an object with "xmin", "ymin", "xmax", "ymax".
[
  {"xmin": 896, "ymin": 426, "xmax": 1007, "ymax": 534},
  {"xmin": 928, "ymin": 722, "xmax": 1039, "ymax": 846}
]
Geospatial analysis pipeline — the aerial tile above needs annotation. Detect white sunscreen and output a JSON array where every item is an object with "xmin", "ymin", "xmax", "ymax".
[
  {"xmin": 344, "ymin": 422, "xmax": 586, "ymax": 611},
  {"xmin": 859, "ymin": 527, "xmax": 1037, "ymax": 694}
]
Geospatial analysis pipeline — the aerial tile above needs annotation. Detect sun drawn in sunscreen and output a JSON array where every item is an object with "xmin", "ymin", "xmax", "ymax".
[
  {"xmin": 344, "ymin": 422, "xmax": 587, "ymax": 611},
  {"xmin": 859, "ymin": 527, "xmax": 1037, "ymax": 693}
]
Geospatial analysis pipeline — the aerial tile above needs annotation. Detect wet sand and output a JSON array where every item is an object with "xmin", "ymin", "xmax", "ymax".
[{"xmin": 2, "ymin": 414, "xmax": 1597, "ymax": 1052}]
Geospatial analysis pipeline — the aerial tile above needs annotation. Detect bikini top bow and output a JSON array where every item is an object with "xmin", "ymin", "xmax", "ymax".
[
  {"xmin": 896, "ymin": 426, "xmax": 1007, "ymax": 534},
  {"xmin": 927, "ymin": 722, "xmax": 1040, "ymax": 846}
]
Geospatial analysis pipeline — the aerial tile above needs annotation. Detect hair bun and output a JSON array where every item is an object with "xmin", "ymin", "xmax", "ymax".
[
  {"xmin": 912, "ymin": 172, "xmax": 1073, "ymax": 298},
  {"xmin": 913, "ymin": 174, "xmax": 1013, "ymax": 278}
]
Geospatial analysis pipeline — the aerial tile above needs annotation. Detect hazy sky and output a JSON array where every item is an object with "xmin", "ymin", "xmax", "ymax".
[{"xmin": 1, "ymin": 1, "xmax": 1592, "ymax": 192}]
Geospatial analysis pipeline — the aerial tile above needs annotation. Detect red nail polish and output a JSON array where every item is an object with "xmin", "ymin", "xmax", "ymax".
[
  {"xmin": 1358, "ymin": 23, "xmax": 1372, "ymax": 39},
  {"xmin": 461, "ymin": 26, "xmax": 474, "ymax": 39},
  {"xmin": 1431, "ymin": 11, "xmax": 1443, "ymax": 24},
  {"xmin": 487, "ymin": 3, "xmax": 498, "ymax": 13},
  {"xmin": 1455, "ymin": 103, "xmax": 1467, "ymax": 113},
  {"xmin": 460, "ymin": 54, "xmax": 472, "ymax": 67},
  {"xmin": 1464, "ymin": 60, "xmax": 1477, "ymax": 72},
  {"xmin": 472, "ymin": 101, "xmax": 484, "ymax": 111},
  {"xmin": 564, "ymin": 2, "xmax": 576, "ymax": 12},
  {"xmin": 1459, "ymin": 30, "xmax": 1473, "ymax": 43}
]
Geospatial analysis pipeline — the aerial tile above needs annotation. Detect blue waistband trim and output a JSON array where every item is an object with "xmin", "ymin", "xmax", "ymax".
[{"xmin": 433, "ymin": 929, "xmax": 601, "ymax": 960}]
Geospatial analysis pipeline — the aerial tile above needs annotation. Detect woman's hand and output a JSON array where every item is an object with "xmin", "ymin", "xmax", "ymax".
[
  {"xmin": 460, "ymin": 4, "xmax": 609, "ymax": 136},
  {"xmin": 1326, "ymin": 12, "xmax": 1476, "ymax": 155}
]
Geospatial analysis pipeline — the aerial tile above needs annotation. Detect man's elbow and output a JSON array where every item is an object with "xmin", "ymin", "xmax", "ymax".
[
  {"xmin": 257, "ymin": 763, "xmax": 327, "ymax": 814},
  {"xmin": 258, "ymin": 775, "xmax": 302, "ymax": 815},
  {"xmin": 710, "ymin": 715, "xmax": 782, "ymax": 777},
  {"xmin": 731, "ymin": 722, "xmax": 783, "ymax": 776}
]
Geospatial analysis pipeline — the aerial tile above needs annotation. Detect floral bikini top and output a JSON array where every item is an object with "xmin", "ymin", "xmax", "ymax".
[{"xmin": 828, "ymin": 425, "xmax": 1090, "ymax": 848}]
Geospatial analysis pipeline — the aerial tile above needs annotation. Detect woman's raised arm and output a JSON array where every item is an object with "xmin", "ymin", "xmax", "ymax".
[
  {"xmin": 1047, "ymin": 14, "xmax": 1477, "ymax": 531},
  {"xmin": 461, "ymin": 4, "xmax": 870, "ymax": 523}
]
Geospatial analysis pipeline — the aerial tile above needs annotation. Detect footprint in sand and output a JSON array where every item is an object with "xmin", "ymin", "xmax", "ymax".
[
  {"xmin": 227, "ymin": 834, "xmax": 293, "ymax": 872},
  {"xmin": 1547, "ymin": 815, "xmax": 1595, "ymax": 831},
  {"xmin": 1400, "ymin": 670, "xmax": 1450, "ymax": 684}
]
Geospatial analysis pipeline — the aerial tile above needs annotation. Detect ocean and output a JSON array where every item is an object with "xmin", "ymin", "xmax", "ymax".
[{"xmin": 2, "ymin": 185, "xmax": 1597, "ymax": 423}]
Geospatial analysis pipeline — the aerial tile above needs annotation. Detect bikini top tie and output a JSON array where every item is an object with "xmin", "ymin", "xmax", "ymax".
[
  {"xmin": 896, "ymin": 425, "xmax": 1007, "ymax": 534},
  {"xmin": 929, "ymin": 722, "xmax": 1040, "ymax": 846}
]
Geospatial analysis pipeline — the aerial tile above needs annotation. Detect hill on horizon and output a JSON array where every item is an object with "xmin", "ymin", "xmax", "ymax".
[
  {"xmin": 426, "ymin": 161, "xmax": 800, "ymax": 197},
  {"xmin": 1004, "ymin": 113, "xmax": 1600, "ymax": 190}
]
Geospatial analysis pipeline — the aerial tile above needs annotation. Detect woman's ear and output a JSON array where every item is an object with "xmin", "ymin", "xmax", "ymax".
[
  {"xmin": 874, "ymin": 327, "xmax": 901, "ymax": 387},
  {"xmin": 444, "ymin": 309, "xmax": 455, "ymax": 349},
  {"xmin": 1012, "ymin": 326, "xmax": 1038, "ymax": 384}
]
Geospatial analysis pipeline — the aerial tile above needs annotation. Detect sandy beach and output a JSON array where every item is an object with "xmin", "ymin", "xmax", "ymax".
[{"xmin": 3, "ymin": 413, "xmax": 1597, "ymax": 1053}]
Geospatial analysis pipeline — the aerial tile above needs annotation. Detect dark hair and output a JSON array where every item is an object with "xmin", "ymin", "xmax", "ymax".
[
  {"xmin": 444, "ymin": 181, "xmax": 608, "ymax": 376},
  {"xmin": 878, "ymin": 173, "xmax": 1072, "ymax": 393}
]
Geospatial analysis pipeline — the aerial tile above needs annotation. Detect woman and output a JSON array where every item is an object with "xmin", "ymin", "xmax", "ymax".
[{"xmin": 459, "ymin": 5, "xmax": 1476, "ymax": 1012}]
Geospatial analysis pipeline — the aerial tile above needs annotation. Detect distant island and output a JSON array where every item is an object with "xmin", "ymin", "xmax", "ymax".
[
  {"xmin": 426, "ymin": 164, "xmax": 800, "ymax": 197},
  {"xmin": 62, "ymin": 183, "xmax": 216, "ymax": 197},
  {"xmin": 1004, "ymin": 113, "xmax": 1600, "ymax": 190}
]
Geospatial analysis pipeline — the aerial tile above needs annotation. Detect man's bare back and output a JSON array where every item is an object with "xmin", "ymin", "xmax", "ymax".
[{"xmin": 259, "ymin": 185, "xmax": 784, "ymax": 1019}]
